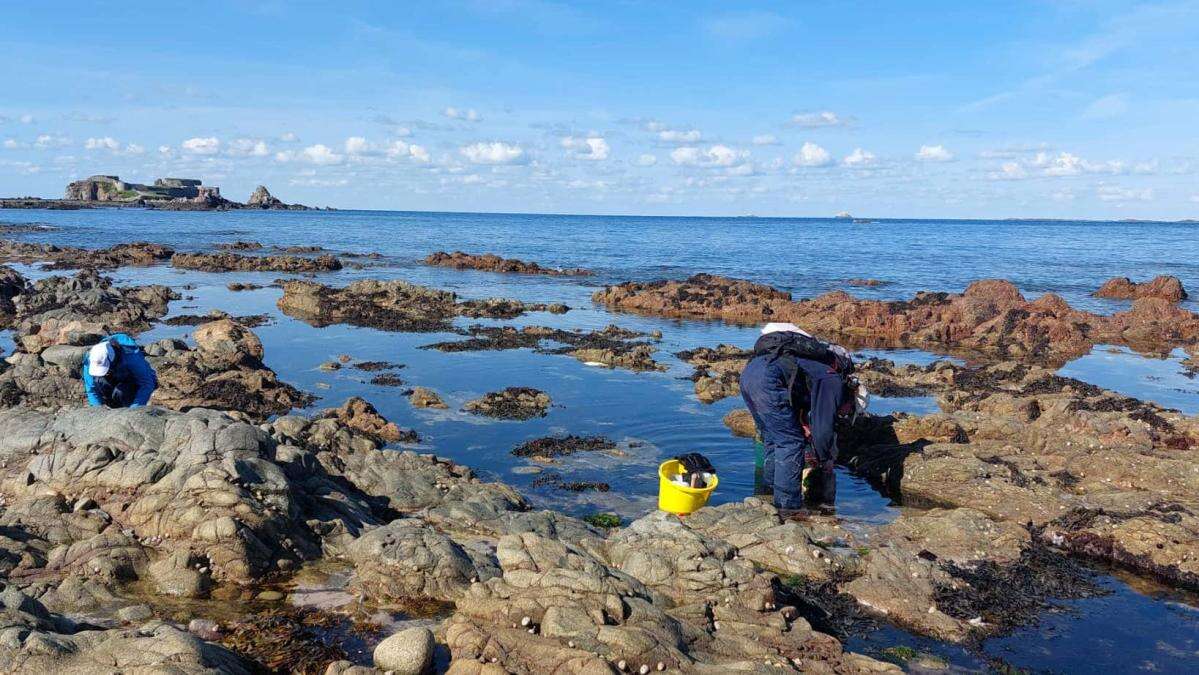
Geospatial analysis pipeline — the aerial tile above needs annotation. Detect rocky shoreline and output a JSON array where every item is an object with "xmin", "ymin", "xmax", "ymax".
[
  {"xmin": 595, "ymin": 274, "xmax": 1199, "ymax": 363},
  {"xmin": 0, "ymin": 245, "xmax": 1194, "ymax": 672}
]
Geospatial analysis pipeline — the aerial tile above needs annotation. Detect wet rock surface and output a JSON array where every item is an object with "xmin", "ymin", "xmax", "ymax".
[
  {"xmin": 146, "ymin": 320, "xmax": 315, "ymax": 419},
  {"xmin": 596, "ymin": 274, "xmax": 1199, "ymax": 363},
  {"xmin": 836, "ymin": 359, "xmax": 1199, "ymax": 590},
  {"xmin": 278, "ymin": 279, "xmax": 563, "ymax": 333},
  {"xmin": 425, "ymin": 323, "xmax": 664, "ymax": 372},
  {"xmin": 463, "ymin": 387, "xmax": 552, "ymax": 420},
  {"xmin": 321, "ymin": 396, "xmax": 419, "ymax": 444},
  {"xmin": 677, "ymin": 344, "xmax": 752, "ymax": 403},
  {"xmin": 408, "ymin": 386, "xmax": 448, "ymax": 408},
  {"xmin": 425, "ymin": 250, "xmax": 591, "ymax": 276},
  {"xmin": 162, "ymin": 310, "xmax": 272, "ymax": 328},
  {"xmin": 1094, "ymin": 274, "xmax": 1188, "ymax": 302},
  {"xmin": 0, "ymin": 239, "xmax": 174, "ymax": 270},
  {"xmin": 172, "ymin": 251, "xmax": 343, "ymax": 273},
  {"xmin": 2, "ymin": 269, "xmax": 177, "ymax": 356}
]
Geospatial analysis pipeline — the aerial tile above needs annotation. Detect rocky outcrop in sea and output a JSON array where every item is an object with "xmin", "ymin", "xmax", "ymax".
[{"xmin": 595, "ymin": 274, "xmax": 1199, "ymax": 363}]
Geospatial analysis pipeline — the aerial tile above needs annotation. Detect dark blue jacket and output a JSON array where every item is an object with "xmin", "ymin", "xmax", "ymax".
[
  {"xmin": 81, "ymin": 334, "xmax": 157, "ymax": 408},
  {"xmin": 791, "ymin": 357, "xmax": 846, "ymax": 463},
  {"xmin": 749, "ymin": 332, "xmax": 846, "ymax": 462}
]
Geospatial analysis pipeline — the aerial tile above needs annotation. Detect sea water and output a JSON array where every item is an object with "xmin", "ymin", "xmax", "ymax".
[{"xmin": 2, "ymin": 207, "xmax": 1197, "ymax": 671}]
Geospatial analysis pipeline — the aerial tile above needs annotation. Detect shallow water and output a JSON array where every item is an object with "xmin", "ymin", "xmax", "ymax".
[
  {"xmin": 1059, "ymin": 345, "xmax": 1199, "ymax": 415},
  {"xmin": 2, "ymin": 208, "xmax": 1197, "ymax": 671}
]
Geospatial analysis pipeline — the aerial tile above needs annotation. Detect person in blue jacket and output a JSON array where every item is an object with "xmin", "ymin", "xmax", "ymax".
[
  {"xmin": 82, "ymin": 333, "xmax": 157, "ymax": 408},
  {"xmin": 739, "ymin": 323, "xmax": 863, "ymax": 519}
]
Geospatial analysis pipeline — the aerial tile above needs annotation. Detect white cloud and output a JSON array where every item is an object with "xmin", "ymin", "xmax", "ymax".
[
  {"xmin": 289, "ymin": 177, "xmax": 349, "ymax": 187},
  {"xmin": 344, "ymin": 136, "xmax": 375, "ymax": 157},
  {"xmin": 635, "ymin": 153, "xmax": 658, "ymax": 167},
  {"xmin": 988, "ymin": 161, "xmax": 1027, "ymax": 180},
  {"xmin": 85, "ymin": 136, "xmax": 121, "ymax": 151},
  {"xmin": 460, "ymin": 141, "xmax": 526, "ymax": 165},
  {"xmin": 408, "ymin": 144, "xmax": 430, "ymax": 163},
  {"xmin": 181, "ymin": 137, "xmax": 220, "ymax": 155},
  {"xmin": 561, "ymin": 136, "xmax": 610, "ymax": 160},
  {"xmin": 671, "ymin": 144, "xmax": 748, "ymax": 167},
  {"xmin": 1097, "ymin": 185, "xmax": 1153, "ymax": 202},
  {"xmin": 385, "ymin": 139, "xmax": 431, "ymax": 163},
  {"xmin": 2, "ymin": 139, "xmax": 20, "ymax": 150},
  {"xmin": 84, "ymin": 136, "xmax": 143, "ymax": 155},
  {"xmin": 301, "ymin": 144, "xmax": 343, "ymax": 165},
  {"xmin": 725, "ymin": 162, "xmax": 757, "ymax": 176},
  {"xmin": 794, "ymin": 141, "xmax": 832, "ymax": 167},
  {"xmin": 1190, "ymin": 195, "xmax": 1199, "ymax": 203},
  {"xmin": 279, "ymin": 132, "xmax": 298, "ymax": 142},
  {"xmin": 34, "ymin": 134, "xmax": 69, "ymax": 149},
  {"xmin": 158, "ymin": 145, "xmax": 174, "ymax": 157},
  {"xmin": 19, "ymin": 114, "xmax": 34, "ymax": 124},
  {"xmin": 841, "ymin": 148, "xmax": 876, "ymax": 167},
  {"xmin": 791, "ymin": 111, "xmax": 846, "ymax": 128},
  {"xmin": 1033, "ymin": 151, "xmax": 1122, "ymax": 176},
  {"xmin": 228, "ymin": 138, "xmax": 269, "ymax": 157},
  {"xmin": 752, "ymin": 134, "xmax": 779, "ymax": 146},
  {"xmin": 915, "ymin": 144, "xmax": 954, "ymax": 162},
  {"xmin": 443, "ymin": 107, "xmax": 481, "ymax": 121},
  {"xmin": 658, "ymin": 129, "xmax": 702, "ymax": 144}
]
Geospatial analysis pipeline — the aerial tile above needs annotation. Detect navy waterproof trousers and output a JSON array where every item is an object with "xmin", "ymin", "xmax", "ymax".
[{"xmin": 739, "ymin": 354, "xmax": 807, "ymax": 511}]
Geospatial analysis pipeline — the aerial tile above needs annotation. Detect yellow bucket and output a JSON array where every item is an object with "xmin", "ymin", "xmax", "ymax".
[{"xmin": 658, "ymin": 459, "xmax": 718, "ymax": 515}]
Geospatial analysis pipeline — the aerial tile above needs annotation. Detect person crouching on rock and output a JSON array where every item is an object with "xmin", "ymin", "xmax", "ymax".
[
  {"xmin": 739, "ymin": 322, "xmax": 859, "ymax": 519},
  {"xmin": 82, "ymin": 333, "xmax": 157, "ymax": 408}
]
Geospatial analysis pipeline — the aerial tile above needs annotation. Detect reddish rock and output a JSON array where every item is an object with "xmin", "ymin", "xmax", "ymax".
[
  {"xmin": 424, "ymin": 250, "xmax": 591, "ymax": 276},
  {"xmin": 1094, "ymin": 275, "xmax": 1187, "ymax": 302},
  {"xmin": 322, "ymin": 396, "xmax": 418, "ymax": 443},
  {"xmin": 595, "ymin": 274, "xmax": 1199, "ymax": 363},
  {"xmin": 172, "ymin": 252, "xmax": 341, "ymax": 273}
]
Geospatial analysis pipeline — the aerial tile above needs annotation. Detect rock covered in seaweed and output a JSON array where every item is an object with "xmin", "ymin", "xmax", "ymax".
[
  {"xmin": 277, "ymin": 278, "xmax": 563, "ymax": 333},
  {"xmin": 0, "ymin": 239, "xmax": 174, "ymax": 270},
  {"xmin": 424, "ymin": 250, "xmax": 591, "ymax": 276},
  {"xmin": 172, "ymin": 251, "xmax": 342, "ymax": 273},
  {"xmin": 595, "ymin": 274, "xmax": 1199, "ymax": 363},
  {"xmin": 463, "ymin": 387, "xmax": 552, "ymax": 420},
  {"xmin": 1094, "ymin": 275, "xmax": 1187, "ymax": 302}
]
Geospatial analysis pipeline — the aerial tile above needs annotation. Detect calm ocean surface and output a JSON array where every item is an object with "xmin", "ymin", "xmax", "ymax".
[{"xmin": 2, "ymin": 207, "xmax": 1198, "ymax": 670}]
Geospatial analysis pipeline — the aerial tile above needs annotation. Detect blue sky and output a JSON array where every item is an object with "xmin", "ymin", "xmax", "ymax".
[{"xmin": 2, "ymin": 1, "xmax": 1198, "ymax": 218}]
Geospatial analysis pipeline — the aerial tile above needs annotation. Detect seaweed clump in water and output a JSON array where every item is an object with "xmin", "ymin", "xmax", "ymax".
[
  {"xmin": 932, "ymin": 542, "xmax": 1102, "ymax": 632},
  {"xmin": 220, "ymin": 607, "xmax": 353, "ymax": 675},
  {"xmin": 512, "ymin": 434, "xmax": 616, "ymax": 458}
]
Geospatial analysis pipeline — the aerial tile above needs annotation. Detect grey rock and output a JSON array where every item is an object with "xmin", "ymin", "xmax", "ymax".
[{"xmin": 373, "ymin": 626, "xmax": 434, "ymax": 675}]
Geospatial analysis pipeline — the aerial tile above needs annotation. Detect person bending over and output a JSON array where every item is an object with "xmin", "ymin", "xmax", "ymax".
[
  {"xmin": 739, "ymin": 322, "xmax": 861, "ymax": 519},
  {"xmin": 82, "ymin": 333, "xmax": 157, "ymax": 408}
]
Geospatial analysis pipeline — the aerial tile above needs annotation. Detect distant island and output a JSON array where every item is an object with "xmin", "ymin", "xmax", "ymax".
[{"xmin": 0, "ymin": 174, "xmax": 325, "ymax": 211}]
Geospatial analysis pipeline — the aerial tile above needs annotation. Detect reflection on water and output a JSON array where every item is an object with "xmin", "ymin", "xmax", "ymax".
[
  {"xmin": 984, "ymin": 572, "xmax": 1199, "ymax": 672},
  {"xmin": 1059, "ymin": 345, "xmax": 1199, "ymax": 415}
]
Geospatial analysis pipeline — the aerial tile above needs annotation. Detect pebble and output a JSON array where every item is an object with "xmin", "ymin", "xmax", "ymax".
[
  {"xmin": 256, "ymin": 590, "xmax": 285, "ymax": 601},
  {"xmin": 187, "ymin": 618, "xmax": 221, "ymax": 640}
]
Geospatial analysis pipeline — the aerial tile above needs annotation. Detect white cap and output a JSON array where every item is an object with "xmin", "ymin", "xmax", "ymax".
[
  {"xmin": 87, "ymin": 341, "xmax": 114, "ymax": 377},
  {"xmin": 760, "ymin": 322, "xmax": 812, "ymax": 337}
]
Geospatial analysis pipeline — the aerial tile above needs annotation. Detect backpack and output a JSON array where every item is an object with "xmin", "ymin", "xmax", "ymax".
[{"xmin": 751, "ymin": 331, "xmax": 854, "ymax": 413}]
